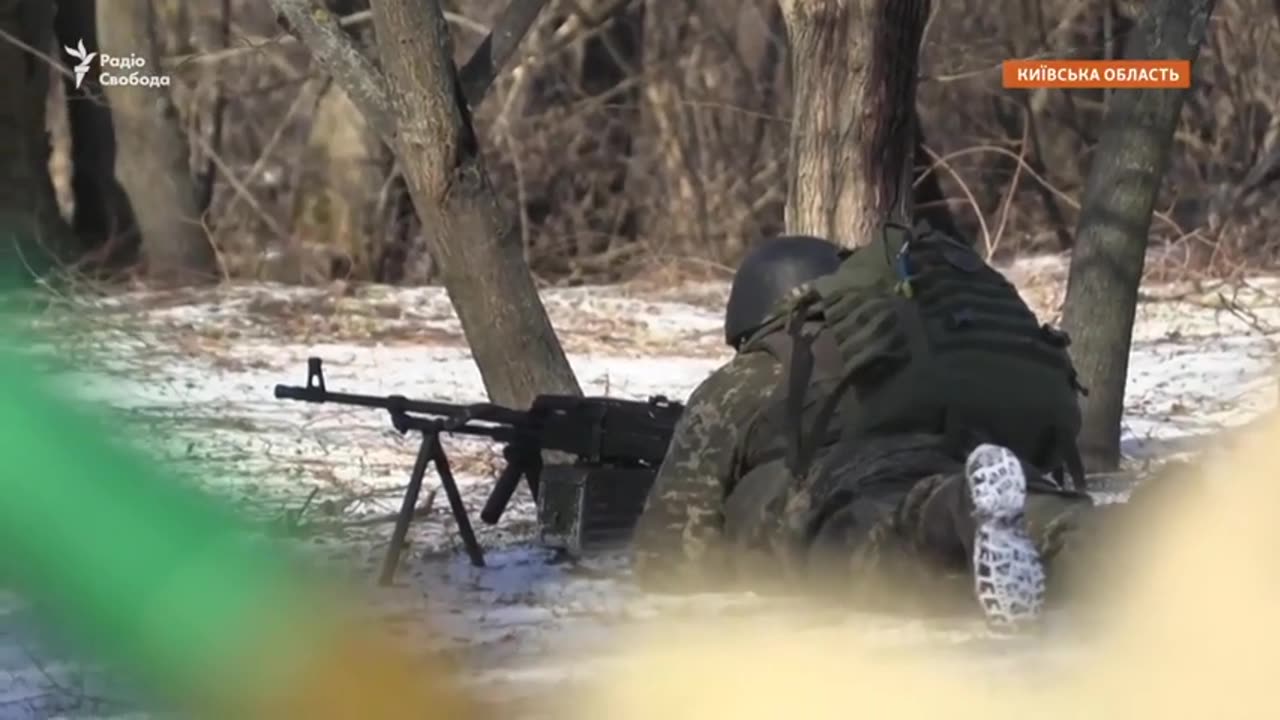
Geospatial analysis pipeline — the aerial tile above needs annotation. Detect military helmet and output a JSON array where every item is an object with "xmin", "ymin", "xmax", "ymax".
[{"xmin": 724, "ymin": 234, "xmax": 844, "ymax": 348}]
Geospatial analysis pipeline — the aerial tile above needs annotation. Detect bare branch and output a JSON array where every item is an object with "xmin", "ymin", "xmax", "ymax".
[
  {"xmin": 267, "ymin": 0, "xmax": 394, "ymax": 140},
  {"xmin": 368, "ymin": 0, "xmax": 583, "ymax": 403},
  {"xmin": 161, "ymin": 9, "xmax": 490, "ymax": 68},
  {"xmin": 458, "ymin": 0, "xmax": 550, "ymax": 107},
  {"xmin": 1238, "ymin": 145, "xmax": 1280, "ymax": 199}
]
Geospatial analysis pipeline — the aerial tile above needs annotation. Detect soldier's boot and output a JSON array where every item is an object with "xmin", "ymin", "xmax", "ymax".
[{"xmin": 966, "ymin": 443, "xmax": 1046, "ymax": 633}]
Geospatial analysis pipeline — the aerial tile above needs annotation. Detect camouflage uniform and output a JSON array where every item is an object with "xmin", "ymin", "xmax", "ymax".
[
  {"xmin": 630, "ymin": 233, "xmax": 843, "ymax": 591},
  {"xmin": 633, "ymin": 391, "xmax": 1111, "ymax": 610},
  {"xmin": 785, "ymin": 434, "xmax": 1104, "ymax": 611},
  {"xmin": 630, "ymin": 351, "xmax": 781, "ymax": 590},
  {"xmin": 631, "ymin": 226, "xmax": 1102, "ymax": 610}
]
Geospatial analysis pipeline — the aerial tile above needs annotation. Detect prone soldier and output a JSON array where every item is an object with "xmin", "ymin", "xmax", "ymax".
[
  {"xmin": 631, "ymin": 224, "xmax": 1146, "ymax": 631},
  {"xmin": 629, "ymin": 235, "xmax": 839, "ymax": 590}
]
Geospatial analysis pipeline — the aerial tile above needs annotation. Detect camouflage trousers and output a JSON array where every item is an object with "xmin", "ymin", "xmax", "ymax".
[{"xmin": 721, "ymin": 435, "xmax": 1113, "ymax": 613}]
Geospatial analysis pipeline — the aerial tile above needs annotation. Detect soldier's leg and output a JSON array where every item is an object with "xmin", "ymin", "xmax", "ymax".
[
  {"xmin": 1029, "ymin": 470, "xmax": 1197, "ymax": 607},
  {"xmin": 721, "ymin": 451, "xmax": 945, "ymax": 595},
  {"xmin": 909, "ymin": 449, "xmax": 1097, "ymax": 620},
  {"xmin": 721, "ymin": 454, "xmax": 917, "ymax": 596},
  {"xmin": 796, "ymin": 436, "xmax": 976, "ymax": 607},
  {"xmin": 803, "ymin": 487, "xmax": 925, "ymax": 605},
  {"xmin": 903, "ymin": 445, "xmax": 1093, "ymax": 629}
]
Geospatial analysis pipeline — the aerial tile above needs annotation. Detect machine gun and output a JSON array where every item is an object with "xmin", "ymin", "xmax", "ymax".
[{"xmin": 274, "ymin": 358, "xmax": 684, "ymax": 584}]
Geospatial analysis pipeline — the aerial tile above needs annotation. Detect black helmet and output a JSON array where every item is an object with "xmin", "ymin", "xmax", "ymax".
[{"xmin": 724, "ymin": 234, "xmax": 843, "ymax": 348}]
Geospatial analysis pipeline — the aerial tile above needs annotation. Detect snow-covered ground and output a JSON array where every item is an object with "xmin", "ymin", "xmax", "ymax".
[{"xmin": 3, "ymin": 258, "xmax": 1279, "ymax": 717}]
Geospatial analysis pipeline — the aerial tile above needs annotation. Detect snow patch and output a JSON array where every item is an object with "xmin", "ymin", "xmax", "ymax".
[{"xmin": 3, "ymin": 270, "xmax": 1278, "ymax": 716}]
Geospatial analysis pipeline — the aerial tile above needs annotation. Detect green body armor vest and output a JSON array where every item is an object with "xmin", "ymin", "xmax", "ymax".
[{"xmin": 740, "ymin": 222, "xmax": 1087, "ymax": 487}]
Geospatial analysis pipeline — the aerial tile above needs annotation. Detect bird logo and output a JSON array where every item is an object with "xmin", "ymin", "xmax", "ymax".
[{"xmin": 64, "ymin": 39, "xmax": 95, "ymax": 89}]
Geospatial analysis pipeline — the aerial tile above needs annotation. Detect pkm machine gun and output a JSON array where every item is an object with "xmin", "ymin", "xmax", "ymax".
[{"xmin": 274, "ymin": 358, "xmax": 684, "ymax": 584}]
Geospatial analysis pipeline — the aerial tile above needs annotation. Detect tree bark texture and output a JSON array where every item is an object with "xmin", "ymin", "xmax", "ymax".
[
  {"xmin": 52, "ymin": 0, "xmax": 138, "ymax": 267},
  {"xmin": 458, "ymin": 0, "xmax": 549, "ymax": 106},
  {"xmin": 367, "ymin": 0, "xmax": 581, "ymax": 404},
  {"xmin": 0, "ymin": 0, "xmax": 75, "ymax": 284},
  {"xmin": 1060, "ymin": 0, "xmax": 1216, "ymax": 471},
  {"xmin": 778, "ymin": 0, "xmax": 929, "ymax": 247},
  {"xmin": 268, "ymin": 0, "xmax": 579, "ymax": 405},
  {"xmin": 96, "ymin": 0, "xmax": 217, "ymax": 285}
]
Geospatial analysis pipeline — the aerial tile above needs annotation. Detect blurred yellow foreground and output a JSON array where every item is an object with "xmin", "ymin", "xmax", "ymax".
[{"xmin": 575, "ymin": 416, "xmax": 1280, "ymax": 720}]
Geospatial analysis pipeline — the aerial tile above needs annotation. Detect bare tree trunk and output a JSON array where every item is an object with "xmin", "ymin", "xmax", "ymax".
[
  {"xmin": 640, "ymin": 0, "xmax": 704, "ymax": 253},
  {"xmin": 736, "ymin": 0, "xmax": 788, "ymax": 248},
  {"xmin": 912, "ymin": 119, "xmax": 961, "ymax": 237},
  {"xmin": 517, "ymin": 0, "xmax": 644, "ymax": 278},
  {"xmin": 52, "ymin": 0, "xmax": 138, "ymax": 269},
  {"xmin": 778, "ymin": 0, "xmax": 929, "ymax": 246},
  {"xmin": 574, "ymin": 0, "xmax": 643, "ymax": 266},
  {"xmin": 96, "ymin": 0, "xmax": 217, "ymax": 285},
  {"xmin": 1060, "ymin": 0, "xmax": 1216, "ymax": 471},
  {"xmin": 370, "ymin": 0, "xmax": 579, "ymax": 403},
  {"xmin": 457, "ymin": 0, "xmax": 551, "ymax": 105},
  {"xmin": 291, "ymin": 0, "xmax": 389, "ymax": 282},
  {"xmin": 272, "ymin": 0, "xmax": 579, "ymax": 406},
  {"xmin": 190, "ymin": 0, "xmax": 232, "ymax": 216},
  {"xmin": 292, "ymin": 78, "xmax": 389, "ymax": 281},
  {"xmin": 0, "ymin": 0, "xmax": 75, "ymax": 284}
]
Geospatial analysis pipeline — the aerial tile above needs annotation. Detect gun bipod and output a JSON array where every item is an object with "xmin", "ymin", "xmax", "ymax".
[{"xmin": 378, "ymin": 414, "xmax": 486, "ymax": 585}]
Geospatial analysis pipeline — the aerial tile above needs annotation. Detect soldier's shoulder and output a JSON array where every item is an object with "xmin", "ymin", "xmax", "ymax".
[
  {"xmin": 713, "ymin": 349, "xmax": 781, "ymax": 385},
  {"xmin": 681, "ymin": 351, "xmax": 779, "ymax": 423},
  {"xmin": 689, "ymin": 351, "xmax": 777, "ymax": 398}
]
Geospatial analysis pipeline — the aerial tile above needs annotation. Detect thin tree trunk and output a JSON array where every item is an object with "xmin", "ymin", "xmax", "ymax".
[
  {"xmin": 292, "ymin": 78, "xmax": 388, "ymax": 281},
  {"xmin": 778, "ymin": 0, "xmax": 929, "ymax": 246},
  {"xmin": 1060, "ymin": 0, "xmax": 1216, "ymax": 471},
  {"xmin": 737, "ymin": 0, "xmax": 788, "ymax": 247},
  {"xmin": 52, "ymin": 0, "xmax": 138, "ymax": 269},
  {"xmin": 191, "ymin": 0, "xmax": 232, "ymax": 215},
  {"xmin": 0, "ymin": 0, "xmax": 75, "ymax": 284},
  {"xmin": 366, "ymin": 0, "xmax": 580, "ymax": 404},
  {"xmin": 912, "ymin": 119, "xmax": 961, "ymax": 237},
  {"xmin": 640, "ymin": 0, "xmax": 703, "ymax": 254},
  {"xmin": 577, "ymin": 0, "xmax": 643, "ymax": 260},
  {"xmin": 96, "ymin": 0, "xmax": 217, "ymax": 285},
  {"xmin": 270, "ymin": 0, "xmax": 575, "ymax": 409},
  {"xmin": 291, "ymin": 0, "xmax": 389, "ymax": 282}
]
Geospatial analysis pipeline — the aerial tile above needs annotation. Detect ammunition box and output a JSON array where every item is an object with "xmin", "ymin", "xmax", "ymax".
[{"xmin": 536, "ymin": 465, "xmax": 658, "ymax": 556}]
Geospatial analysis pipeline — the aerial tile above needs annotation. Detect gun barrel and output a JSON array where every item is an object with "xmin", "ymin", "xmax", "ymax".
[
  {"xmin": 273, "ymin": 384, "xmax": 528, "ymax": 424},
  {"xmin": 273, "ymin": 384, "xmax": 531, "ymax": 447},
  {"xmin": 274, "ymin": 384, "xmax": 311, "ymax": 401}
]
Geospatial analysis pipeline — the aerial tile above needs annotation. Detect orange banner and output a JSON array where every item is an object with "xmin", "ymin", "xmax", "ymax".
[{"xmin": 1002, "ymin": 60, "xmax": 1192, "ymax": 89}]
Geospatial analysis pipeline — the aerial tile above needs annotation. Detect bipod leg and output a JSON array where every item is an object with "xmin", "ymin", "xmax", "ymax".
[
  {"xmin": 480, "ymin": 444, "xmax": 526, "ymax": 525},
  {"xmin": 379, "ymin": 431, "xmax": 434, "ymax": 586},
  {"xmin": 525, "ymin": 451, "xmax": 543, "ymax": 500},
  {"xmin": 431, "ymin": 434, "xmax": 486, "ymax": 567}
]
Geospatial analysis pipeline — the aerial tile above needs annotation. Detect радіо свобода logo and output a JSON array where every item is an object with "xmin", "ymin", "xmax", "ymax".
[
  {"xmin": 64, "ymin": 39, "xmax": 95, "ymax": 89},
  {"xmin": 64, "ymin": 39, "xmax": 170, "ymax": 89}
]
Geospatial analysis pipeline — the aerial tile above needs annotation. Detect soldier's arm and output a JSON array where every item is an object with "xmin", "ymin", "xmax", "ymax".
[{"xmin": 630, "ymin": 352, "xmax": 779, "ymax": 591}]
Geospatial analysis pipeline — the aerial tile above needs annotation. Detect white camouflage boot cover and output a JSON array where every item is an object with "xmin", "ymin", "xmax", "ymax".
[{"xmin": 965, "ymin": 443, "xmax": 1047, "ymax": 633}]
